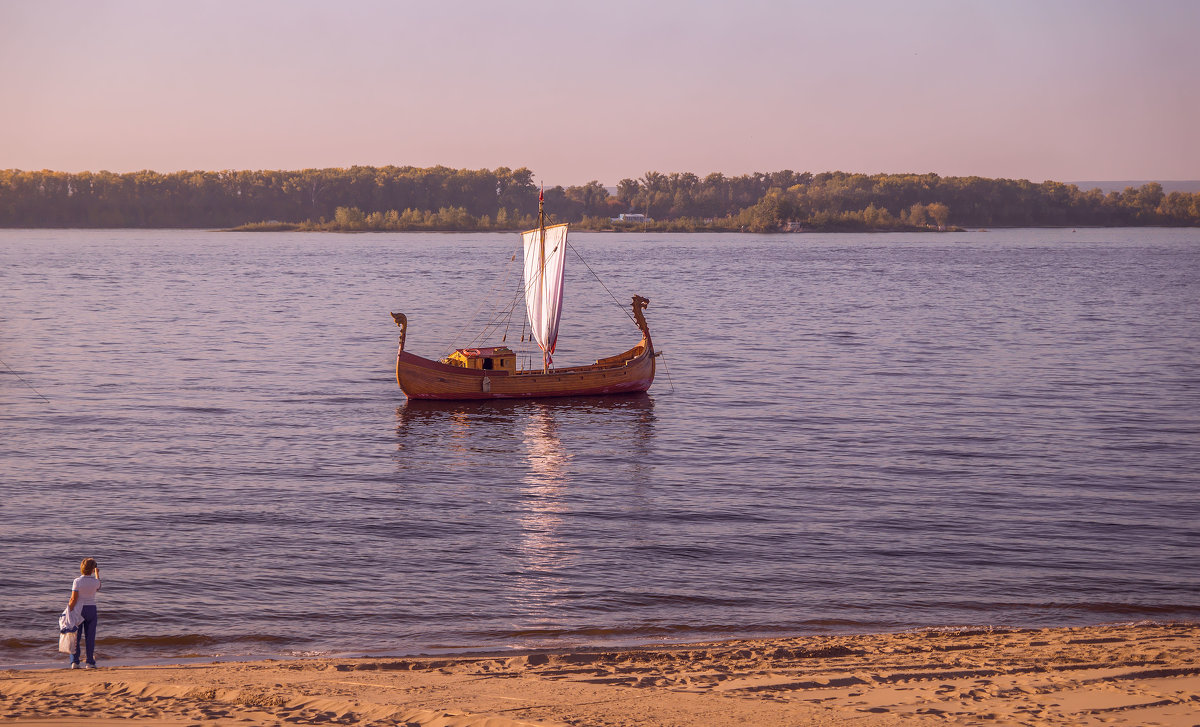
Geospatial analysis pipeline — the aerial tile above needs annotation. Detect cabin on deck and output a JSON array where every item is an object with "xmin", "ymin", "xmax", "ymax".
[{"xmin": 442, "ymin": 346, "xmax": 516, "ymax": 373}]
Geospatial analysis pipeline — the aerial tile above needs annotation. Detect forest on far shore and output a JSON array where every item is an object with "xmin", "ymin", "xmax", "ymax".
[{"xmin": 1, "ymin": 166, "xmax": 1197, "ymax": 232}]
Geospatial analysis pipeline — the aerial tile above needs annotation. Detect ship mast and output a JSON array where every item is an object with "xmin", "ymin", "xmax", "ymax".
[{"xmin": 537, "ymin": 186, "xmax": 548, "ymax": 373}]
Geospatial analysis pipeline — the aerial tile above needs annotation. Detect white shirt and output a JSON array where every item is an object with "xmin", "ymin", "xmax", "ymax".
[{"xmin": 72, "ymin": 575, "xmax": 102, "ymax": 606}]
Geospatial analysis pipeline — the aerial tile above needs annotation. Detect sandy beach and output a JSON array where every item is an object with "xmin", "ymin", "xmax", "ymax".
[{"xmin": 2, "ymin": 622, "xmax": 1197, "ymax": 726}]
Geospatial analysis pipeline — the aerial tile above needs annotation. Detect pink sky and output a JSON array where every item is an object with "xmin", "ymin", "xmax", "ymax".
[{"xmin": 2, "ymin": 0, "xmax": 1197, "ymax": 186}]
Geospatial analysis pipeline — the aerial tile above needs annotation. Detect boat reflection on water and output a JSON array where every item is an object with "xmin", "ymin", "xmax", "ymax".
[
  {"xmin": 394, "ymin": 393, "xmax": 656, "ymax": 490},
  {"xmin": 519, "ymin": 402, "xmax": 569, "ymax": 571},
  {"xmin": 394, "ymin": 394, "xmax": 656, "ymax": 643},
  {"xmin": 394, "ymin": 394, "xmax": 656, "ymax": 464},
  {"xmin": 511, "ymin": 403, "xmax": 572, "ymax": 624}
]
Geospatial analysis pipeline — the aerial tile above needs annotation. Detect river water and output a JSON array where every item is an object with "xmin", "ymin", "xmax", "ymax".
[{"xmin": 1, "ymin": 228, "xmax": 1198, "ymax": 667}]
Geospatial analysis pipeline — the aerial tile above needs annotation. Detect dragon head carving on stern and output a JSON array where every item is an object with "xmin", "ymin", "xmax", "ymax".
[{"xmin": 631, "ymin": 295, "xmax": 651, "ymax": 339}]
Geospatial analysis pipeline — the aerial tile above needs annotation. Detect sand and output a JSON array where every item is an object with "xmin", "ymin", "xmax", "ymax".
[{"xmin": 2, "ymin": 622, "xmax": 1197, "ymax": 726}]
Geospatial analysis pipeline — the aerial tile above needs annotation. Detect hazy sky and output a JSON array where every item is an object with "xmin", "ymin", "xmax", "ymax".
[{"xmin": 2, "ymin": 0, "xmax": 1197, "ymax": 185}]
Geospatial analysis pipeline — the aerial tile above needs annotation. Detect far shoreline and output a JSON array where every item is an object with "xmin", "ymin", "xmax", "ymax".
[
  {"xmin": 7, "ymin": 224, "xmax": 1200, "ymax": 234},
  {"xmin": 222, "ymin": 225, "xmax": 974, "ymax": 233}
]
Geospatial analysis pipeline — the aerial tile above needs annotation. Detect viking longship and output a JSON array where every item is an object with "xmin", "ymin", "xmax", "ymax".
[{"xmin": 390, "ymin": 193, "xmax": 656, "ymax": 400}]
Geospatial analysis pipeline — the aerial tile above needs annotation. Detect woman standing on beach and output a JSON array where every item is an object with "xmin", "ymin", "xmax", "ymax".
[{"xmin": 67, "ymin": 558, "xmax": 101, "ymax": 668}]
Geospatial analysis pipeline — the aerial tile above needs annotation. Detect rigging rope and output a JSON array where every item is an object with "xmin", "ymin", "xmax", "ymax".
[
  {"xmin": 657, "ymin": 350, "xmax": 676, "ymax": 394},
  {"xmin": 450, "ymin": 232, "xmax": 642, "ymax": 358},
  {"xmin": 1, "ymin": 357, "xmax": 51, "ymax": 404},
  {"xmin": 465, "ymin": 235, "xmax": 565, "ymax": 353},
  {"xmin": 463, "ymin": 281, "xmax": 525, "ymax": 349},
  {"xmin": 438, "ymin": 242, "xmax": 524, "ymax": 358},
  {"xmin": 565, "ymin": 240, "xmax": 639, "ymax": 326}
]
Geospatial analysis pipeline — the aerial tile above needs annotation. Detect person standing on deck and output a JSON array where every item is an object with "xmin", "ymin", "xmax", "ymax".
[{"xmin": 68, "ymin": 558, "xmax": 101, "ymax": 668}]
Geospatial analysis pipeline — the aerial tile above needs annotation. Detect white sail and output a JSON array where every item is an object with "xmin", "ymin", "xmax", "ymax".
[{"xmin": 521, "ymin": 222, "xmax": 568, "ymax": 364}]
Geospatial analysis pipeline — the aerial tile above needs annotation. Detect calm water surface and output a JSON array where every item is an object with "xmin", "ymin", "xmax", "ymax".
[{"xmin": 1, "ymin": 228, "xmax": 1198, "ymax": 666}]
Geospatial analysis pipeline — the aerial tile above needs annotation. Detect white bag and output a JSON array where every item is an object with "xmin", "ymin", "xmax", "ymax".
[
  {"xmin": 58, "ymin": 606, "xmax": 82, "ymax": 654},
  {"xmin": 58, "ymin": 629, "xmax": 78, "ymax": 654}
]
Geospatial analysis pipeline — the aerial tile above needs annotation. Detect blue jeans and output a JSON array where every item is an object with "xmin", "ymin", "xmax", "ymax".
[{"xmin": 71, "ymin": 605, "xmax": 98, "ymax": 665}]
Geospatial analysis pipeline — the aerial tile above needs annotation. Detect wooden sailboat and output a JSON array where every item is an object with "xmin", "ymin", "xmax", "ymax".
[{"xmin": 390, "ymin": 193, "xmax": 656, "ymax": 400}]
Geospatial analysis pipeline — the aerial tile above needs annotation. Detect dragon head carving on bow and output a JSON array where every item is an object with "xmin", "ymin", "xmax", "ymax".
[{"xmin": 391, "ymin": 312, "xmax": 408, "ymax": 352}]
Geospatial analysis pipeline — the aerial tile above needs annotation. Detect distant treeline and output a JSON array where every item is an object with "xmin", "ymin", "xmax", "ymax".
[
  {"xmin": 2, "ymin": 166, "xmax": 1198, "ymax": 232},
  {"xmin": 0, "ymin": 166, "xmax": 539, "ymax": 229}
]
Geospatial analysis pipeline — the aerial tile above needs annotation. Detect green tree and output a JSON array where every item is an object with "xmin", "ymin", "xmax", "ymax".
[
  {"xmin": 334, "ymin": 206, "xmax": 366, "ymax": 229},
  {"xmin": 907, "ymin": 203, "xmax": 928, "ymax": 227},
  {"xmin": 616, "ymin": 178, "xmax": 640, "ymax": 208},
  {"xmin": 927, "ymin": 202, "xmax": 950, "ymax": 229}
]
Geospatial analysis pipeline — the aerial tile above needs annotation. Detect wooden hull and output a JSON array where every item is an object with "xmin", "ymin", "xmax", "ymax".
[{"xmin": 397, "ymin": 338, "xmax": 655, "ymax": 400}]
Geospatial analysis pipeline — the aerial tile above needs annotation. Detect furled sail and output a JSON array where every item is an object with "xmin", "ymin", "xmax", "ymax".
[{"xmin": 521, "ymin": 222, "xmax": 568, "ymax": 365}]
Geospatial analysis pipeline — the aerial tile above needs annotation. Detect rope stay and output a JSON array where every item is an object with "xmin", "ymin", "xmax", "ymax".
[
  {"xmin": 657, "ymin": 350, "xmax": 676, "ymax": 394},
  {"xmin": 446, "ymin": 232, "xmax": 643, "ymax": 362},
  {"xmin": 462, "ymin": 280, "xmax": 525, "ymax": 349},
  {"xmin": 438, "ymin": 241, "xmax": 524, "ymax": 358},
  {"xmin": 565, "ymin": 240, "xmax": 639, "ymax": 327},
  {"xmin": 1, "ymin": 357, "xmax": 51, "ymax": 404}
]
